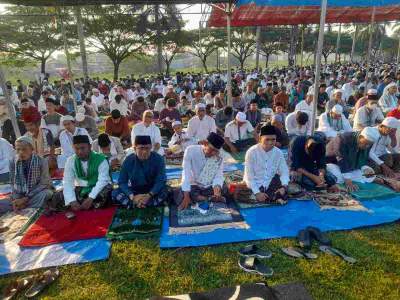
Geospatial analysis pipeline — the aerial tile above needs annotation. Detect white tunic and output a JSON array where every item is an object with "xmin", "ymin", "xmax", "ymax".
[
  {"xmin": 0, "ymin": 138, "xmax": 14, "ymax": 174},
  {"xmin": 224, "ymin": 120, "xmax": 254, "ymax": 143},
  {"xmin": 91, "ymin": 94, "xmax": 105, "ymax": 108},
  {"xmin": 181, "ymin": 145, "xmax": 224, "ymax": 192},
  {"xmin": 244, "ymin": 144, "xmax": 290, "ymax": 194},
  {"xmin": 168, "ymin": 131, "xmax": 195, "ymax": 151},
  {"xmin": 369, "ymin": 131, "xmax": 397, "ymax": 165},
  {"xmin": 109, "ymin": 99, "xmax": 128, "ymax": 116},
  {"xmin": 353, "ymin": 106, "xmax": 384, "ymax": 131},
  {"xmin": 186, "ymin": 115, "xmax": 217, "ymax": 142},
  {"xmin": 59, "ymin": 127, "xmax": 92, "ymax": 158},
  {"xmin": 295, "ymin": 100, "xmax": 314, "ymax": 118},
  {"xmin": 285, "ymin": 111, "xmax": 312, "ymax": 137},
  {"xmin": 130, "ymin": 122, "xmax": 163, "ymax": 155},
  {"xmin": 317, "ymin": 112, "xmax": 352, "ymax": 138}
]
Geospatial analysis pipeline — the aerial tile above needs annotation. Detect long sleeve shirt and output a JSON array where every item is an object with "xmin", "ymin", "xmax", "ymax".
[
  {"xmin": 118, "ymin": 152, "xmax": 166, "ymax": 197},
  {"xmin": 168, "ymin": 131, "xmax": 194, "ymax": 151},
  {"xmin": 105, "ymin": 116, "xmax": 130, "ymax": 139},
  {"xmin": 353, "ymin": 106, "xmax": 384, "ymax": 131},
  {"xmin": 224, "ymin": 120, "xmax": 254, "ymax": 143},
  {"xmin": 0, "ymin": 138, "xmax": 14, "ymax": 174},
  {"xmin": 109, "ymin": 100, "xmax": 128, "ymax": 116},
  {"xmin": 369, "ymin": 132, "xmax": 396, "ymax": 165},
  {"xmin": 92, "ymin": 136, "xmax": 125, "ymax": 162},
  {"xmin": 317, "ymin": 112, "xmax": 352, "ymax": 138},
  {"xmin": 244, "ymin": 144, "xmax": 289, "ymax": 194},
  {"xmin": 60, "ymin": 127, "xmax": 92, "ymax": 158},
  {"xmin": 63, "ymin": 155, "xmax": 110, "ymax": 205},
  {"xmin": 285, "ymin": 112, "xmax": 311, "ymax": 137},
  {"xmin": 181, "ymin": 145, "xmax": 224, "ymax": 192},
  {"xmin": 186, "ymin": 115, "xmax": 217, "ymax": 142},
  {"xmin": 131, "ymin": 122, "xmax": 162, "ymax": 150}
]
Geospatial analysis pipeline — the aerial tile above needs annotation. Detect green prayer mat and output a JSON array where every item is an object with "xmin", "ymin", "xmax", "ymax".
[
  {"xmin": 106, "ymin": 207, "xmax": 163, "ymax": 240},
  {"xmin": 230, "ymin": 151, "xmax": 246, "ymax": 163},
  {"xmin": 343, "ymin": 182, "xmax": 398, "ymax": 200}
]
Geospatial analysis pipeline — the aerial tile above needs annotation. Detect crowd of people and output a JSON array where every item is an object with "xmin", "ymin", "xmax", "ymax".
[{"xmin": 1, "ymin": 61, "xmax": 400, "ymax": 213}]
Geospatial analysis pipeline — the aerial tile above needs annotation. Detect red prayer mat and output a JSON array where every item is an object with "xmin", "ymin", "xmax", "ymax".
[{"xmin": 19, "ymin": 207, "xmax": 117, "ymax": 247}]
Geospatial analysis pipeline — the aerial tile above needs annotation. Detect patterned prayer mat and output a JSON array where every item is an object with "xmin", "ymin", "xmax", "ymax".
[
  {"xmin": 169, "ymin": 201, "xmax": 249, "ymax": 235},
  {"xmin": 0, "ymin": 208, "xmax": 41, "ymax": 242},
  {"xmin": 348, "ymin": 182, "xmax": 398, "ymax": 200},
  {"xmin": 311, "ymin": 191, "xmax": 368, "ymax": 212},
  {"xmin": 106, "ymin": 207, "xmax": 163, "ymax": 240}
]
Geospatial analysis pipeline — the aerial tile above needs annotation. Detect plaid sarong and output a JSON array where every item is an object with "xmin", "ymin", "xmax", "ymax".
[{"xmin": 14, "ymin": 155, "xmax": 42, "ymax": 195}]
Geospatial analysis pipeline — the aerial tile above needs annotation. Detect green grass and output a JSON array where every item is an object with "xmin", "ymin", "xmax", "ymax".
[{"xmin": 1, "ymin": 223, "xmax": 400, "ymax": 299}]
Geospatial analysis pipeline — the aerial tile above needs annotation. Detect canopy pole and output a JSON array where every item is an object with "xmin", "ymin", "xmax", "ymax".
[
  {"xmin": 0, "ymin": 67, "xmax": 21, "ymax": 138},
  {"xmin": 396, "ymin": 38, "xmax": 400, "ymax": 73},
  {"xmin": 335, "ymin": 23, "xmax": 342, "ymax": 63},
  {"xmin": 74, "ymin": 6, "xmax": 89, "ymax": 79},
  {"xmin": 300, "ymin": 25, "xmax": 305, "ymax": 68},
  {"xmin": 350, "ymin": 24, "xmax": 358, "ymax": 63},
  {"xmin": 311, "ymin": 0, "xmax": 327, "ymax": 135},
  {"xmin": 365, "ymin": 6, "xmax": 376, "ymax": 96},
  {"xmin": 226, "ymin": 1, "xmax": 232, "ymax": 107},
  {"xmin": 255, "ymin": 26, "xmax": 261, "ymax": 71}
]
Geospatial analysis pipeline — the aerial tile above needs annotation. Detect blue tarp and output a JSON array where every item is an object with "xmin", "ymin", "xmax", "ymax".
[
  {"xmin": 160, "ymin": 197, "xmax": 400, "ymax": 248},
  {"xmin": 236, "ymin": 0, "xmax": 400, "ymax": 7}
]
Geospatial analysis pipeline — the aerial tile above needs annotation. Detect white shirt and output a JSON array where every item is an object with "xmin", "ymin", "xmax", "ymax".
[
  {"xmin": 180, "ymin": 91, "xmax": 193, "ymax": 102},
  {"xmin": 37, "ymin": 97, "xmax": 47, "ymax": 113},
  {"xmin": 63, "ymin": 155, "xmax": 110, "ymax": 205},
  {"xmin": 131, "ymin": 122, "xmax": 162, "ymax": 151},
  {"xmin": 244, "ymin": 144, "xmax": 290, "ymax": 194},
  {"xmin": 224, "ymin": 120, "xmax": 254, "ymax": 143},
  {"xmin": 154, "ymin": 98, "xmax": 166, "ymax": 113},
  {"xmin": 285, "ymin": 111, "xmax": 312, "ymax": 137},
  {"xmin": 187, "ymin": 115, "xmax": 217, "ymax": 142},
  {"xmin": 132, "ymin": 89, "xmax": 148, "ymax": 101},
  {"xmin": 181, "ymin": 145, "xmax": 224, "ymax": 192},
  {"xmin": 295, "ymin": 100, "xmax": 314, "ymax": 118},
  {"xmin": 353, "ymin": 106, "xmax": 384, "ymax": 131},
  {"xmin": 168, "ymin": 131, "xmax": 194, "ymax": 151},
  {"xmin": 59, "ymin": 127, "xmax": 92, "ymax": 158},
  {"xmin": 0, "ymin": 138, "xmax": 14, "ymax": 174},
  {"xmin": 369, "ymin": 131, "xmax": 396, "ymax": 165},
  {"xmin": 152, "ymin": 83, "xmax": 164, "ymax": 95},
  {"xmin": 317, "ymin": 112, "xmax": 352, "ymax": 138},
  {"xmin": 109, "ymin": 99, "xmax": 128, "ymax": 116},
  {"xmin": 91, "ymin": 94, "xmax": 105, "ymax": 108},
  {"xmin": 341, "ymin": 82, "xmax": 356, "ymax": 101}
]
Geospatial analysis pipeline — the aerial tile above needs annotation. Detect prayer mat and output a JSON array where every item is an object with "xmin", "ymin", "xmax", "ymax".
[
  {"xmin": 346, "ymin": 182, "xmax": 397, "ymax": 200},
  {"xmin": 19, "ymin": 206, "xmax": 117, "ymax": 247},
  {"xmin": 165, "ymin": 155, "xmax": 183, "ymax": 166},
  {"xmin": 169, "ymin": 201, "xmax": 249, "ymax": 235},
  {"xmin": 311, "ymin": 191, "xmax": 368, "ymax": 212},
  {"xmin": 106, "ymin": 207, "xmax": 163, "ymax": 240},
  {"xmin": 0, "ymin": 208, "xmax": 41, "ymax": 242},
  {"xmin": 230, "ymin": 151, "xmax": 246, "ymax": 163}
]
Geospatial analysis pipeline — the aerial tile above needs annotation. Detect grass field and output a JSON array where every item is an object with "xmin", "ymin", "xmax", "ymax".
[{"xmin": 1, "ymin": 222, "xmax": 400, "ymax": 300}]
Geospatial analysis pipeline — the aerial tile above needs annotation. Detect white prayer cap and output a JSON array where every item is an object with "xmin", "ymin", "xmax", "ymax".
[
  {"xmin": 172, "ymin": 120, "xmax": 182, "ymax": 127},
  {"xmin": 92, "ymin": 88, "xmax": 99, "ymax": 93},
  {"xmin": 361, "ymin": 165, "xmax": 375, "ymax": 177},
  {"xmin": 77, "ymin": 106, "xmax": 86, "ymax": 114},
  {"xmin": 134, "ymin": 83, "xmax": 140, "ymax": 88},
  {"xmin": 367, "ymin": 89, "xmax": 378, "ymax": 95},
  {"xmin": 61, "ymin": 115, "xmax": 75, "ymax": 123},
  {"xmin": 235, "ymin": 111, "xmax": 247, "ymax": 122},
  {"xmin": 167, "ymin": 85, "xmax": 174, "ymax": 89},
  {"xmin": 306, "ymin": 90, "xmax": 314, "ymax": 97},
  {"xmin": 333, "ymin": 89, "xmax": 343, "ymax": 95},
  {"xmin": 351, "ymin": 78, "xmax": 358, "ymax": 83},
  {"xmin": 195, "ymin": 103, "xmax": 206, "ymax": 110},
  {"xmin": 75, "ymin": 113, "xmax": 85, "ymax": 122},
  {"xmin": 361, "ymin": 127, "xmax": 380, "ymax": 143},
  {"xmin": 16, "ymin": 136, "xmax": 33, "ymax": 147},
  {"xmin": 331, "ymin": 105, "xmax": 343, "ymax": 115},
  {"xmin": 101, "ymin": 80, "xmax": 106, "ymax": 84},
  {"xmin": 382, "ymin": 117, "xmax": 400, "ymax": 129}
]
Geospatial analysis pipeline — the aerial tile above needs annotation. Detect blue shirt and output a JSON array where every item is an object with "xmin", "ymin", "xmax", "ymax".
[{"xmin": 290, "ymin": 136, "xmax": 326, "ymax": 174}]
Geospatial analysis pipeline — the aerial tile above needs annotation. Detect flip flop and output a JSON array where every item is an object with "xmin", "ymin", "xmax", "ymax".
[
  {"xmin": 2, "ymin": 275, "xmax": 36, "ymax": 300},
  {"xmin": 238, "ymin": 244, "xmax": 272, "ymax": 259},
  {"xmin": 297, "ymin": 229, "xmax": 311, "ymax": 248},
  {"xmin": 25, "ymin": 268, "xmax": 60, "ymax": 298},
  {"xmin": 281, "ymin": 247, "xmax": 318, "ymax": 259},
  {"xmin": 238, "ymin": 257, "xmax": 274, "ymax": 277},
  {"xmin": 319, "ymin": 245, "xmax": 357, "ymax": 264},
  {"xmin": 306, "ymin": 226, "xmax": 331, "ymax": 246}
]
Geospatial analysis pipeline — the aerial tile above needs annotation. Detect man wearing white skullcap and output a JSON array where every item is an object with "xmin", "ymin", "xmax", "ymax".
[
  {"xmin": 341, "ymin": 77, "xmax": 359, "ymax": 102},
  {"xmin": 354, "ymin": 88, "xmax": 378, "ymax": 111},
  {"xmin": 186, "ymin": 102, "xmax": 216, "ymax": 142},
  {"xmin": 317, "ymin": 104, "xmax": 352, "ymax": 139},
  {"xmin": 368, "ymin": 117, "xmax": 400, "ymax": 177},
  {"xmin": 224, "ymin": 111, "xmax": 256, "ymax": 153},
  {"xmin": 91, "ymin": 88, "xmax": 105, "ymax": 110},
  {"xmin": 166, "ymin": 120, "xmax": 195, "ymax": 155},
  {"xmin": 326, "ymin": 127, "xmax": 379, "ymax": 192},
  {"xmin": 353, "ymin": 95, "xmax": 384, "ymax": 131},
  {"xmin": 325, "ymin": 89, "xmax": 347, "ymax": 114},
  {"xmin": 294, "ymin": 90, "xmax": 314, "ymax": 118}
]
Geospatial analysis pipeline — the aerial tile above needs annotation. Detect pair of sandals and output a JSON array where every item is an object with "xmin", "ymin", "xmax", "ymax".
[
  {"xmin": 281, "ymin": 226, "xmax": 356, "ymax": 264},
  {"xmin": 238, "ymin": 244, "xmax": 274, "ymax": 277},
  {"xmin": 2, "ymin": 268, "xmax": 60, "ymax": 300}
]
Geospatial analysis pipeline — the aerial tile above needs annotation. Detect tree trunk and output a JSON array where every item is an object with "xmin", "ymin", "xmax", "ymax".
[
  {"xmin": 350, "ymin": 25, "xmax": 358, "ymax": 63},
  {"xmin": 75, "ymin": 6, "xmax": 89, "ymax": 78},
  {"xmin": 165, "ymin": 60, "xmax": 171, "ymax": 77},
  {"xmin": 288, "ymin": 25, "xmax": 299, "ymax": 67},
  {"xmin": 265, "ymin": 54, "xmax": 270, "ymax": 68},
  {"xmin": 323, "ymin": 54, "xmax": 328, "ymax": 65},
  {"xmin": 41, "ymin": 58, "xmax": 46, "ymax": 74},
  {"xmin": 240, "ymin": 58, "xmax": 245, "ymax": 70},
  {"xmin": 201, "ymin": 57, "xmax": 208, "ymax": 73},
  {"xmin": 113, "ymin": 61, "xmax": 120, "ymax": 81},
  {"xmin": 155, "ymin": 5, "xmax": 163, "ymax": 74}
]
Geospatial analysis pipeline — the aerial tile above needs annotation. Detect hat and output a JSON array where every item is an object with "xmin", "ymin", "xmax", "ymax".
[
  {"xmin": 367, "ymin": 89, "xmax": 377, "ymax": 95},
  {"xmin": 45, "ymin": 97, "xmax": 55, "ymax": 104},
  {"xmin": 333, "ymin": 89, "xmax": 343, "ymax": 95},
  {"xmin": 207, "ymin": 132, "xmax": 224, "ymax": 150},
  {"xmin": 172, "ymin": 120, "xmax": 182, "ymax": 128},
  {"xmin": 361, "ymin": 127, "xmax": 380, "ymax": 143},
  {"xmin": 111, "ymin": 109, "xmax": 121, "ymax": 119},
  {"xmin": 331, "ymin": 105, "xmax": 343, "ymax": 114},
  {"xmin": 235, "ymin": 111, "xmax": 247, "ymax": 122},
  {"xmin": 271, "ymin": 114, "xmax": 284, "ymax": 124},
  {"xmin": 195, "ymin": 103, "xmax": 206, "ymax": 110},
  {"xmin": 15, "ymin": 136, "xmax": 33, "ymax": 147},
  {"xmin": 61, "ymin": 115, "xmax": 75, "ymax": 123},
  {"xmin": 73, "ymin": 135, "xmax": 90, "ymax": 145},
  {"xmin": 22, "ymin": 108, "xmax": 41, "ymax": 123},
  {"xmin": 351, "ymin": 78, "xmax": 358, "ymax": 83},
  {"xmin": 98, "ymin": 133, "xmax": 111, "ymax": 147},
  {"xmin": 134, "ymin": 135, "xmax": 152, "ymax": 146},
  {"xmin": 250, "ymin": 99, "xmax": 258, "ymax": 105},
  {"xmin": 75, "ymin": 113, "xmax": 85, "ymax": 122},
  {"xmin": 92, "ymin": 88, "xmax": 99, "ymax": 93},
  {"xmin": 260, "ymin": 124, "xmax": 278, "ymax": 136},
  {"xmin": 77, "ymin": 106, "xmax": 86, "ymax": 114},
  {"xmin": 382, "ymin": 117, "xmax": 400, "ymax": 129}
]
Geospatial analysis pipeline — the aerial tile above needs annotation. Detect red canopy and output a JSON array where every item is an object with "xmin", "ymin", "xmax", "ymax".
[{"xmin": 208, "ymin": 3, "xmax": 400, "ymax": 27}]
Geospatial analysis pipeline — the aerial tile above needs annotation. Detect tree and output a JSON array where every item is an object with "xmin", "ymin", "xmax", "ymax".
[
  {"xmin": 230, "ymin": 28, "xmax": 256, "ymax": 69},
  {"xmin": 190, "ymin": 29, "xmax": 224, "ymax": 72},
  {"xmin": 259, "ymin": 27, "xmax": 286, "ymax": 68},
  {"xmin": 83, "ymin": 5, "xmax": 150, "ymax": 80},
  {"xmin": 0, "ymin": 6, "xmax": 67, "ymax": 74}
]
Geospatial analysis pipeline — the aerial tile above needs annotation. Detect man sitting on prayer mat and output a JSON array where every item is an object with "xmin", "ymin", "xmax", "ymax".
[
  {"xmin": 50, "ymin": 135, "xmax": 112, "ymax": 211},
  {"xmin": 285, "ymin": 111, "xmax": 311, "ymax": 140},
  {"xmin": 9, "ymin": 136, "xmax": 53, "ymax": 211},
  {"xmin": 368, "ymin": 117, "xmax": 400, "ymax": 177},
  {"xmin": 92, "ymin": 133, "xmax": 125, "ymax": 171},
  {"xmin": 0, "ymin": 137, "xmax": 15, "ymax": 183},
  {"xmin": 165, "ymin": 121, "xmax": 194, "ymax": 157},
  {"xmin": 326, "ymin": 127, "xmax": 379, "ymax": 192},
  {"xmin": 112, "ymin": 135, "xmax": 168, "ymax": 208},
  {"xmin": 176, "ymin": 132, "xmax": 226, "ymax": 210},
  {"xmin": 353, "ymin": 96, "xmax": 384, "ymax": 131},
  {"xmin": 105, "ymin": 109, "xmax": 131, "ymax": 143},
  {"xmin": 186, "ymin": 103, "xmax": 217, "ymax": 143},
  {"xmin": 224, "ymin": 111, "xmax": 256, "ymax": 153},
  {"xmin": 290, "ymin": 135, "xmax": 339, "ymax": 192},
  {"xmin": 317, "ymin": 104, "xmax": 352, "ymax": 140},
  {"xmin": 243, "ymin": 124, "xmax": 289, "ymax": 204}
]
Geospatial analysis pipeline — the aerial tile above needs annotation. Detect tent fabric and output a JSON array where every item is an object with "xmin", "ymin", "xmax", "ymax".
[
  {"xmin": 237, "ymin": 0, "xmax": 400, "ymax": 7},
  {"xmin": 208, "ymin": 4, "xmax": 400, "ymax": 27}
]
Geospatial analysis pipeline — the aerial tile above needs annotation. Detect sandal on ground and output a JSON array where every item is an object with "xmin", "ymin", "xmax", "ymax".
[
  {"xmin": 25, "ymin": 268, "xmax": 60, "ymax": 298},
  {"xmin": 281, "ymin": 247, "xmax": 318, "ymax": 259},
  {"xmin": 306, "ymin": 226, "xmax": 331, "ymax": 246},
  {"xmin": 297, "ymin": 229, "xmax": 311, "ymax": 248},
  {"xmin": 319, "ymin": 245, "xmax": 356, "ymax": 264},
  {"xmin": 2, "ymin": 275, "xmax": 36, "ymax": 300},
  {"xmin": 238, "ymin": 244, "xmax": 272, "ymax": 259},
  {"xmin": 238, "ymin": 257, "xmax": 274, "ymax": 277}
]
